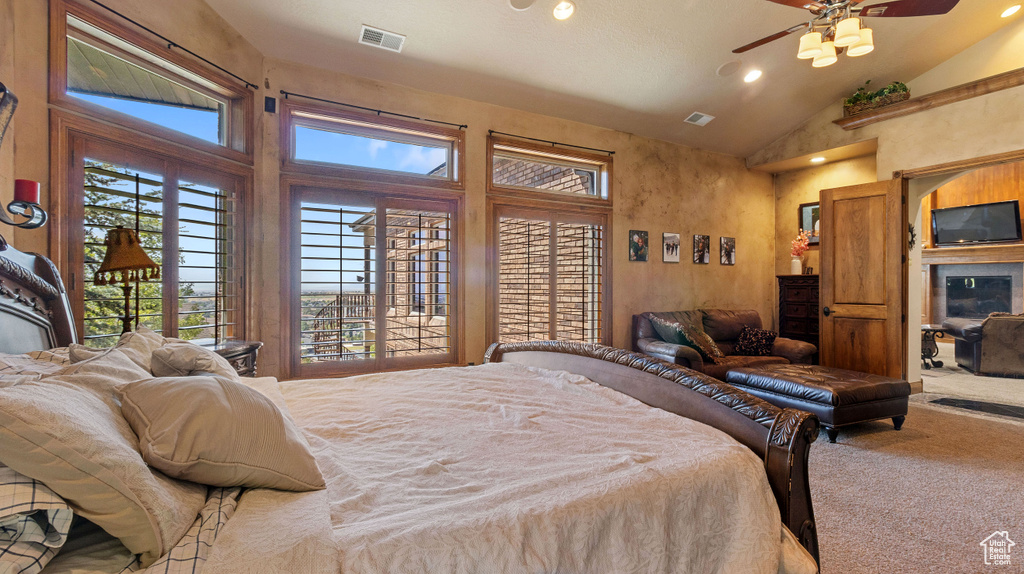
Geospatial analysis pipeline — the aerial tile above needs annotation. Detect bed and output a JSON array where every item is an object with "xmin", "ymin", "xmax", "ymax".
[{"xmin": 0, "ymin": 244, "xmax": 820, "ymax": 573}]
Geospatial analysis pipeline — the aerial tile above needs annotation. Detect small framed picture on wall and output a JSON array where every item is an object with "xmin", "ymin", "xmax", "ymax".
[
  {"xmin": 663, "ymin": 233, "xmax": 680, "ymax": 263},
  {"xmin": 720, "ymin": 237, "xmax": 735, "ymax": 265},
  {"xmin": 798, "ymin": 202, "xmax": 820, "ymax": 246},
  {"xmin": 693, "ymin": 234, "xmax": 710, "ymax": 264},
  {"xmin": 629, "ymin": 230, "xmax": 649, "ymax": 262}
]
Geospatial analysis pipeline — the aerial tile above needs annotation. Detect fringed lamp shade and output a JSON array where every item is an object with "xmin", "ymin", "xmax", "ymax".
[{"xmin": 94, "ymin": 226, "xmax": 160, "ymax": 285}]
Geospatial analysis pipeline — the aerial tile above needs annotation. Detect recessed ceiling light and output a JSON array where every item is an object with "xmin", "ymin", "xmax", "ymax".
[
  {"xmin": 744, "ymin": 70, "xmax": 763, "ymax": 83},
  {"xmin": 1002, "ymin": 4, "xmax": 1021, "ymax": 17},
  {"xmin": 810, "ymin": 157, "xmax": 827, "ymax": 163},
  {"xmin": 553, "ymin": 1, "xmax": 575, "ymax": 20},
  {"xmin": 509, "ymin": 0, "xmax": 536, "ymax": 10}
]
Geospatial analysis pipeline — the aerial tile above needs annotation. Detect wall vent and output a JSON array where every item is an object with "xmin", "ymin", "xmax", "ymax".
[
  {"xmin": 359, "ymin": 25, "xmax": 406, "ymax": 53},
  {"xmin": 684, "ymin": 112, "xmax": 715, "ymax": 127}
]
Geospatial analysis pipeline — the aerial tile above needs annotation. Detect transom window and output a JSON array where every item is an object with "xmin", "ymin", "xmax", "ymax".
[
  {"xmin": 491, "ymin": 143, "xmax": 610, "ymax": 200},
  {"xmin": 283, "ymin": 102, "xmax": 464, "ymax": 188},
  {"xmin": 53, "ymin": 1, "xmax": 250, "ymax": 157}
]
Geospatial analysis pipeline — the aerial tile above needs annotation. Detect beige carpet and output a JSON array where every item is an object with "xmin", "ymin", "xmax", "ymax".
[{"xmin": 810, "ymin": 399, "xmax": 1024, "ymax": 574}]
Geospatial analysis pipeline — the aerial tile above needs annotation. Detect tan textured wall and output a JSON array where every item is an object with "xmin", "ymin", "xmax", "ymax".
[
  {"xmin": 0, "ymin": 0, "xmax": 12, "ymax": 207},
  {"xmin": 774, "ymin": 156, "xmax": 878, "ymax": 277},
  {"xmin": 4, "ymin": 0, "xmax": 778, "ymax": 377},
  {"xmin": 264, "ymin": 58, "xmax": 777, "ymax": 373}
]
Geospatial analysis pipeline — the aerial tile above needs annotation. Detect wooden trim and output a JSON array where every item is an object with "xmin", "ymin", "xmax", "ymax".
[
  {"xmin": 486, "ymin": 199, "xmax": 612, "ymax": 349},
  {"xmin": 49, "ymin": 0, "xmax": 254, "ymax": 163},
  {"xmin": 279, "ymin": 100, "xmax": 466, "ymax": 191},
  {"xmin": 834, "ymin": 67, "xmax": 1024, "ymax": 131},
  {"xmin": 50, "ymin": 110, "xmax": 251, "ymax": 342},
  {"xmin": 920, "ymin": 243, "xmax": 1024, "ymax": 265},
  {"xmin": 899, "ymin": 148, "xmax": 1024, "ymax": 180},
  {"xmin": 280, "ymin": 175, "xmax": 465, "ymax": 380}
]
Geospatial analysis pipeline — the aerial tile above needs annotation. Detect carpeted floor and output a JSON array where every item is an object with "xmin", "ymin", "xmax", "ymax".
[
  {"xmin": 809, "ymin": 398, "xmax": 1024, "ymax": 573},
  {"xmin": 921, "ymin": 342, "xmax": 1024, "ymax": 407}
]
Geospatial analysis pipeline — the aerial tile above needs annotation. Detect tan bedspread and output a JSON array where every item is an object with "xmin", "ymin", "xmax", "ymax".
[{"xmin": 274, "ymin": 363, "xmax": 792, "ymax": 574}]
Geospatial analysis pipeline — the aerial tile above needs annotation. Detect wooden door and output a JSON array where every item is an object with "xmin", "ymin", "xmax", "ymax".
[{"xmin": 819, "ymin": 178, "xmax": 906, "ymax": 379}]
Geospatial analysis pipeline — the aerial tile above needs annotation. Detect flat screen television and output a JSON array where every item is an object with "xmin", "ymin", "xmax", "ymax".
[{"xmin": 931, "ymin": 200, "xmax": 1022, "ymax": 246}]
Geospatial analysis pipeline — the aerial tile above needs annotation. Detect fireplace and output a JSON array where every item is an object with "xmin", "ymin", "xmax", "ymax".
[{"xmin": 946, "ymin": 276, "xmax": 1013, "ymax": 319}]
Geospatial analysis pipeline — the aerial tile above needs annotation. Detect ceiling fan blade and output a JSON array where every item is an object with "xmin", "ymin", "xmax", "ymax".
[
  {"xmin": 858, "ymin": 0, "xmax": 959, "ymax": 18},
  {"xmin": 766, "ymin": 0, "xmax": 825, "ymax": 9},
  {"xmin": 733, "ymin": 23, "xmax": 806, "ymax": 54}
]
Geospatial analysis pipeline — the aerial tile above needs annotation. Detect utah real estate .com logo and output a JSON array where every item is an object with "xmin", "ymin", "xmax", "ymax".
[{"xmin": 980, "ymin": 531, "xmax": 1015, "ymax": 566}]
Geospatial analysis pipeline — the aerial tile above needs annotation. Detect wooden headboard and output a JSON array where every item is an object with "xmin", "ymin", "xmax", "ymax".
[{"xmin": 0, "ymin": 243, "xmax": 77, "ymax": 353}]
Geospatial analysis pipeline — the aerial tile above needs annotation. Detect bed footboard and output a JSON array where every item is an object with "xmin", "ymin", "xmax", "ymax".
[{"xmin": 485, "ymin": 341, "xmax": 820, "ymax": 564}]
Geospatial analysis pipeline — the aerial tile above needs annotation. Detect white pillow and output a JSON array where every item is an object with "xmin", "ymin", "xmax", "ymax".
[
  {"xmin": 150, "ymin": 342, "xmax": 240, "ymax": 381},
  {"xmin": 0, "ymin": 352, "xmax": 208, "ymax": 567},
  {"xmin": 68, "ymin": 326, "xmax": 167, "ymax": 371},
  {"xmin": 118, "ymin": 376, "xmax": 325, "ymax": 492}
]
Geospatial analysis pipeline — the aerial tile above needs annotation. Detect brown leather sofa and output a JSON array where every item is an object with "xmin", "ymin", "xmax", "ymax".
[
  {"xmin": 632, "ymin": 309, "xmax": 817, "ymax": 380},
  {"xmin": 943, "ymin": 314, "xmax": 1024, "ymax": 377}
]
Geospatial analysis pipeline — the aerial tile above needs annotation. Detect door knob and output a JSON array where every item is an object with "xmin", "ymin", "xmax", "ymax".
[{"xmin": 823, "ymin": 306, "xmax": 831, "ymax": 317}]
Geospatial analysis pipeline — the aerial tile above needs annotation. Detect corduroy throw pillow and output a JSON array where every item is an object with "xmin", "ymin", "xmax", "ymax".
[{"xmin": 647, "ymin": 314, "xmax": 724, "ymax": 362}]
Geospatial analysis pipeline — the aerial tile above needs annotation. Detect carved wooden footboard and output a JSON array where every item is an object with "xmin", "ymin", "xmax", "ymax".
[{"xmin": 485, "ymin": 340, "xmax": 820, "ymax": 564}]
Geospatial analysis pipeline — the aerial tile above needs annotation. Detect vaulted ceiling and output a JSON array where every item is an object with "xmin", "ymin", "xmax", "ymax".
[{"xmin": 205, "ymin": 0, "xmax": 1018, "ymax": 157}]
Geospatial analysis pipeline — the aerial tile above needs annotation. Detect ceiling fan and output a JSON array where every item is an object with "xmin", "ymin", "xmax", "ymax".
[{"xmin": 733, "ymin": 0, "xmax": 960, "ymax": 67}]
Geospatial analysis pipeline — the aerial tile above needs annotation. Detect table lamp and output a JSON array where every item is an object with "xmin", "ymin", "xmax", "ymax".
[{"xmin": 94, "ymin": 225, "xmax": 160, "ymax": 334}]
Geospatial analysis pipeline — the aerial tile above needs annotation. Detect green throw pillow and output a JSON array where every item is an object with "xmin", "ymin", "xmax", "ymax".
[{"xmin": 647, "ymin": 314, "xmax": 724, "ymax": 362}]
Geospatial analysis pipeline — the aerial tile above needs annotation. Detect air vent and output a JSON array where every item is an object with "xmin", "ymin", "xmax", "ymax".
[
  {"xmin": 359, "ymin": 25, "xmax": 406, "ymax": 53},
  {"xmin": 684, "ymin": 112, "xmax": 715, "ymax": 127}
]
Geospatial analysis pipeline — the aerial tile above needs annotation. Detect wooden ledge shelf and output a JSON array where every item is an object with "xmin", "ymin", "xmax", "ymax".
[
  {"xmin": 921, "ymin": 243, "xmax": 1024, "ymax": 265},
  {"xmin": 834, "ymin": 67, "xmax": 1024, "ymax": 131}
]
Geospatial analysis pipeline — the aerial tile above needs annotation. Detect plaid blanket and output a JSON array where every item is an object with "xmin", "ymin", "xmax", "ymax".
[
  {"xmin": 122, "ymin": 487, "xmax": 241, "ymax": 574},
  {"xmin": 0, "ymin": 465, "xmax": 74, "ymax": 574}
]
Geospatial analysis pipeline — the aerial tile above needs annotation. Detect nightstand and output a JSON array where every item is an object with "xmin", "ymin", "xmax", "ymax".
[{"xmin": 210, "ymin": 340, "xmax": 263, "ymax": 377}]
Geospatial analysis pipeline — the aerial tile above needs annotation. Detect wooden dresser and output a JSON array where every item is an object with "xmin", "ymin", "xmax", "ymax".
[{"xmin": 777, "ymin": 275, "xmax": 819, "ymax": 351}]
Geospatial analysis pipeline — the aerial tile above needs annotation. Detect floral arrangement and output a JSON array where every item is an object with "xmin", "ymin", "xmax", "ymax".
[{"xmin": 791, "ymin": 230, "xmax": 811, "ymax": 257}]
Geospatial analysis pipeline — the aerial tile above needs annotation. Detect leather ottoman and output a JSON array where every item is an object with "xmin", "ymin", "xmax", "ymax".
[{"xmin": 725, "ymin": 364, "xmax": 910, "ymax": 443}]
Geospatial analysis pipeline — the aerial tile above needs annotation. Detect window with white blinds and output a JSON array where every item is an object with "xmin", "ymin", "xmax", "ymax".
[
  {"xmin": 496, "ymin": 211, "xmax": 605, "ymax": 344},
  {"xmin": 81, "ymin": 158, "xmax": 240, "ymax": 347},
  {"xmin": 297, "ymin": 191, "xmax": 456, "ymax": 373}
]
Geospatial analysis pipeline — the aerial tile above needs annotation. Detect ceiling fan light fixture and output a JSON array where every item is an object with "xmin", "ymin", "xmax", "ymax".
[
  {"xmin": 847, "ymin": 28, "xmax": 875, "ymax": 57},
  {"xmin": 553, "ymin": 1, "xmax": 575, "ymax": 20},
  {"xmin": 834, "ymin": 17, "xmax": 862, "ymax": 47},
  {"xmin": 797, "ymin": 31, "xmax": 823, "ymax": 59},
  {"xmin": 812, "ymin": 41, "xmax": 838, "ymax": 67}
]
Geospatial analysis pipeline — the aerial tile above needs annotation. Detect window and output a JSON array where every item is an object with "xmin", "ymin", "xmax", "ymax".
[
  {"xmin": 78, "ymin": 151, "xmax": 242, "ymax": 347},
  {"xmin": 52, "ymin": 1, "xmax": 251, "ymax": 158},
  {"xmin": 495, "ymin": 210, "xmax": 605, "ymax": 343},
  {"xmin": 491, "ymin": 143, "xmax": 610, "ymax": 200},
  {"xmin": 282, "ymin": 101, "xmax": 464, "ymax": 188},
  {"xmin": 293, "ymin": 188, "xmax": 458, "ymax": 375},
  {"xmin": 488, "ymin": 136, "xmax": 611, "ymax": 345}
]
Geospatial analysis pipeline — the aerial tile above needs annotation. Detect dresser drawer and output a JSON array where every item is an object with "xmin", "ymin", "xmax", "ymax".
[
  {"xmin": 783, "ymin": 286, "xmax": 810, "ymax": 302},
  {"xmin": 782, "ymin": 318, "xmax": 807, "ymax": 335},
  {"xmin": 784, "ymin": 302, "xmax": 809, "ymax": 318}
]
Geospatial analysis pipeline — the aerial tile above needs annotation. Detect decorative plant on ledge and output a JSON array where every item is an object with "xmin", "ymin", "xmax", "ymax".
[{"xmin": 843, "ymin": 80, "xmax": 910, "ymax": 117}]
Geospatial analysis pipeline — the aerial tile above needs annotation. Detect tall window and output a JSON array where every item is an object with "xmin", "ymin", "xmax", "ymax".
[
  {"xmin": 283, "ymin": 104, "xmax": 464, "ymax": 377},
  {"xmin": 76, "ymin": 147, "xmax": 242, "ymax": 347},
  {"xmin": 295, "ymin": 190, "xmax": 457, "ymax": 374},
  {"xmin": 51, "ymin": 1, "xmax": 251, "ymax": 345},
  {"xmin": 489, "ymin": 137, "xmax": 611, "ymax": 345}
]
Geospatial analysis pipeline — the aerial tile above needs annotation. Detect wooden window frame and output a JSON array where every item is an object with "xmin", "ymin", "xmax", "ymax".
[
  {"xmin": 50, "ymin": 110, "xmax": 252, "ymax": 343},
  {"xmin": 486, "ymin": 197, "xmax": 612, "ymax": 347},
  {"xmin": 280, "ymin": 100, "xmax": 466, "ymax": 190},
  {"xmin": 49, "ymin": 0, "xmax": 254, "ymax": 164},
  {"xmin": 487, "ymin": 135, "xmax": 613, "ymax": 207},
  {"xmin": 281, "ymin": 174, "xmax": 465, "ymax": 380}
]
